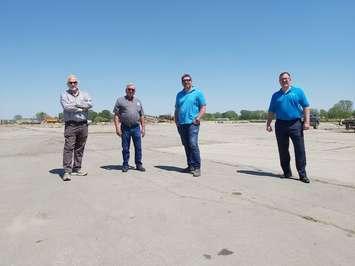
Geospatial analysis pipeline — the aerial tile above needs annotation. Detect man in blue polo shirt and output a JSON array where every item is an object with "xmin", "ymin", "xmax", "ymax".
[
  {"xmin": 175, "ymin": 74, "xmax": 206, "ymax": 177},
  {"xmin": 266, "ymin": 72, "xmax": 311, "ymax": 183}
]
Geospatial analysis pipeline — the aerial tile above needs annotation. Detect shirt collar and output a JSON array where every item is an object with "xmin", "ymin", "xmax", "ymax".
[
  {"xmin": 182, "ymin": 87, "xmax": 195, "ymax": 93},
  {"xmin": 67, "ymin": 89, "xmax": 79, "ymax": 97},
  {"xmin": 280, "ymin": 86, "xmax": 293, "ymax": 94}
]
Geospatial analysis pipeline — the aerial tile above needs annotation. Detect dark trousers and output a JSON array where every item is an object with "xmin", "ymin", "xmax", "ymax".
[
  {"xmin": 177, "ymin": 123, "xmax": 201, "ymax": 169},
  {"xmin": 63, "ymin": 123, "xmax": 88, "ymax": 173},
  {"xmin": 275, "ymin": 119, "xmax": 307, "ymax": 177},
  {"xmin": 121, "ymin": 124, "xmax": 142, "ymax": 167}
]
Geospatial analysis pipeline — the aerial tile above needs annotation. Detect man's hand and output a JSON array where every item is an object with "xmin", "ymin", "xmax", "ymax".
[
  {"xmin": 193, "ymin": 117, "xmax": 201, "ymax": 125},
  {"xmin": 116, "ymin": 128, "xmax": 122, "ymax": 137},
  {"xmin": 141, "ymin": 127, "xmax": 145, "ymax": 138},
  {"xmin": 75, "ymin": 105, "xmax": 88, "ymax": 112},
  {"xmin": 303, "ymin": 121, "xmax": 310, "ymax": 130},
  {"xmin": 266, "ymin": 124, "xmax": 273, "ymax": 132}
]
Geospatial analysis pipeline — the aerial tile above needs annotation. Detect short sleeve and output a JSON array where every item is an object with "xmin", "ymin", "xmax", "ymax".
[
  {"xmin": 298, "ymin": 89, "xmax": 310, "ymax": 108},
  {"xmin": 197, "ymin": 91, "xmax": 206, "ymax": 107},
  {"xmin": 113, "ymin": 99, "xmax": 120, "ymax": 114},
  {"xmin": 139, "ymin": 100, "xmax": 144, "ymax": 116},
  {"xmin": 268, "ymin": 95, "xmax": 276, "ymax": 113}
]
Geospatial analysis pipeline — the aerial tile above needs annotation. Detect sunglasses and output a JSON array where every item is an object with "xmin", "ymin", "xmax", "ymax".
[
  {"xmin": 127, "ymin": 88, "xmax": 135, "ymax": 91},
  {"xmin": 68, "ymin": 81, "xmax": 78, "ymax": 84},
  {"xmin": 182, "ymin": 79, "xmax": 191, "ymax": 82}
]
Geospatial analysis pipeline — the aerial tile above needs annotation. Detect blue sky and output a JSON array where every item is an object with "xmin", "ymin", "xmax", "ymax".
[{"xmin": 1, "ymin": 0, "xmax": 354, "ymax": 119}]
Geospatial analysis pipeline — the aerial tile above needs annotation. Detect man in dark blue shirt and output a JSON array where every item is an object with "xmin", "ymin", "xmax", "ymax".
[{"xmin": 266, "ymin": 72, "xmax": 311, "ymax": 183}]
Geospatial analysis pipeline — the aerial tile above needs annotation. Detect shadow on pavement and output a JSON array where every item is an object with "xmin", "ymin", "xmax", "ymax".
[
  {"xmin": 101, "ymin": 165, "xmax": 124, "ymax": 171},
  {"xmin": 154, "ymin": 165, "xmax": 185, "ymax": 173},
  {"xmin": 49, "ymin": 168, "xmax": 64, "ymax": 177},
  {"xmin": 237, "ymin": 170, "xmax": 281, "ymax": 178},
  {"xmin": 237, "ymin": 170, "xmax": 301, "ymax": 181}
]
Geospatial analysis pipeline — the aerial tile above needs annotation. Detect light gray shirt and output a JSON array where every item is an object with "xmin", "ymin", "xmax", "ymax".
[
  {"xmin": 113, "ymin": 96, "xmax": 144, "ymax": 127},
  {"xmin": 60, "ymin": 89, "xmax": 93, "ymax": 122}
]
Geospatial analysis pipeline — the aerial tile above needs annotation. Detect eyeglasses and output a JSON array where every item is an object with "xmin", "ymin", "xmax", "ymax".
[
  {"xmin": 68, "ymin": 81, "xmax": 78, "ymax": 84},
  {"xmin": 182, "ymin": 79, "xmax": 191, "ymax": 82},
  {"xmin": 127, "ymin": 88, "xmax": 135, "ymax": 91}
]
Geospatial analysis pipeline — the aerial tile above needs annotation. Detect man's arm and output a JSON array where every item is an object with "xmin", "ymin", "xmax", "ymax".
[
  {"xmin": 194, "ymin": 105, "xmax": 206, "ymax": 125},
  {"xmin": 266, "ymin": 112, "xmax": 274, "ymax": 132},
  {"xmin": 303, "ymin": 107, "xmax": 310, "ymax": 130},
  {"xmin": 140, "ymin": 115, "xmax": 145, "ymax": 137},
  {"xmin": 174, "ymin": 108, "xmax": 179, "ymax": 125},
  {"xmin": 114, "ymin": 114, "xmax": 122, "ymax": 137},
  {"xmin": 60, "ymin": 93, "xmax": 83, "ymax": 112},
  {"xmin": 75, "ymin": 93, "xmax": 93, "ymax": 110}
]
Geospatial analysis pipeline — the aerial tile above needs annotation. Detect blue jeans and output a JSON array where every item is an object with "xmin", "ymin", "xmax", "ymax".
[
  {"xmin": 275, "ymin": 119, "xmax": 307, "ymax": 177},
  {"xmin": 121, "ymin": 124, "xmax": 142, "ymax": 167},
  {"xmin": 177, "ymin": 123, "xmax": 201, "ymax": 169}
]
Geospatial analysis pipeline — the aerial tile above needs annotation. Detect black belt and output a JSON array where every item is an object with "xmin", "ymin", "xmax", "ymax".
[
  {"xmin": 276, "ymin": 118, "xmax": 301, "ymax": 123},
  {"xmin": 65, "ymin": 120, "xmax": 87, "ymax": 126},
  {"xmin": 122, "ymin": 123, "xmax": 139, "ymax": 129}
]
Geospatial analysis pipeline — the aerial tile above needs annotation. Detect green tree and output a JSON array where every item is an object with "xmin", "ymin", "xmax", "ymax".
[
  {"xmin": 88, "ymin": 110, "xmax": 98, "ymax": 122},
  {"xmin": 58, "ymin": 112, "xmax": 64, "ymax": 120},
  {"xmin": 319, "ymin": 109, "xmax": 328, "ymax": 119},
  {"xmin": 328, "ymin": 100, "xmax": 353, "ymax": 119},
  {"xmin": 93, "ymin": 116, "xmax": 106, "ymax": 123},
  {"xmin": 252, "ymin": 110, "xmax": 267, "ymax": 120},
  {"xmin": 214, "ymin": 112, "xmax": 222, "ymax": 119},
  {"xmin": 240, "ymin": 110, "xmax": 252, "ymax": 120},
  {"xmin": 97, "ymin": 110, "xmax": 113, "ymax": 122},
  {"xmin": 13, "ymin": 115, "xmax": 23, "ymax": 121},
  {"xmin": 222, "ymin": 110, "xmax": 238, "ymax": 120},
  {"xmin": 202, "ymin": 113, "xmax": 215, "ymax": 121},
  {"xmin": 36, "ymin": 112, "xmax": 48, "ymax": 122}
]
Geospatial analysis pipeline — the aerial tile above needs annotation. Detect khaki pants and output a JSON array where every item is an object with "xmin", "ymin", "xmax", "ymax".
[{"xmin": 63, "ymin": 123, "xmax": 88, "ymax": 173}]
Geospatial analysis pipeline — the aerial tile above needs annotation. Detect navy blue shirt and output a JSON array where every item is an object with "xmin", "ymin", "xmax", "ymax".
[{"xmin": 268, "ymin": 86, "xmax": 310, "ymax": 120}]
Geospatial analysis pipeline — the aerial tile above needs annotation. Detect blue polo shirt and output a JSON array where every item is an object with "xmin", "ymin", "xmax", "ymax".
[
  {"xmin": 175, "ymin": 87, "xmax": 206, "ymax": 124},
  {"xmin": 268, "ymin": 86, "xmax": 310, "ymax": 120}
]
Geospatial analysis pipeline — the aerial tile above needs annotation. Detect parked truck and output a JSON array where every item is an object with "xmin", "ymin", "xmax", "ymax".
[
  {"xmin": 310, "ymin": 114, "xmax": 320, "ymax": 129},
  {"xmin": 341, "ymin": 118, "xmax": 355, "ymax": 131}
]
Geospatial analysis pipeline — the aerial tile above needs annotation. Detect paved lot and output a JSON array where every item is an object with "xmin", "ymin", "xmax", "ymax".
[{"xmin": 0, "ymin": 122, "xmax": 354, "ymax": 266}]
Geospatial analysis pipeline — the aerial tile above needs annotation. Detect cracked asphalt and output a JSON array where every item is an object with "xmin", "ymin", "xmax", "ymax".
[{"xmin": 0, "ymin": 122, "xmax": 354, "ymax": 266}]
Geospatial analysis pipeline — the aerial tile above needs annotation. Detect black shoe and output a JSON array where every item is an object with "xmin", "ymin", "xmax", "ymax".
[
  {"xmin": 283, "ymin": 172, "xmax": 292, "ymax": 179},
  {"xmin": 300, "ymin": 176, "xmax": 310, "ymax": 183},
  {"xmin": 192, "ymin": 168, "xmax": 201, "ymax": 177},
  {"xmin": 136, "ymin": 165, "xmax": 146, "ymax": 172},
  {"xmin": 182, "ymin": 166, "xmax": 194, "ymax": 174},
  {"xmin": 122, "ymin": 166, "xmax": 129, "ymax": 172}
]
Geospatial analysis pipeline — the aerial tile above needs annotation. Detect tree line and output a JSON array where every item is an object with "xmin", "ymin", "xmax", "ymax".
[
  {"xmin": 12, "ymin": 100, "xmax": 354, "ymax": 122},
  {"xmin": 203, "ymin": 100, "xmax": 354, "ymax": 121}
]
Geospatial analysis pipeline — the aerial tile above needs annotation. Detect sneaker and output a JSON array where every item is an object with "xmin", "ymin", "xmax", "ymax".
[
  {"xmin": 136, "ymin": 165, "xmax": 146, "ymax": 172},
  {"xmin": 71, "ymin": 170, "xmax": 88, "ymax": 176},
  {"xmin": 192, "ymin": 168, "xmax": 201, "ymax": 177},
  {"xmin": 182, "ymin": 166, "xmax": 194, "ymax": 174},
  {"xmin": 62, "ymin": 172, "xmax": 71, "ymax": 181},
  {"xmin": 300, "ymin": 176, "xmax": 310, "ymax": 183},
  {"xmin": 122, "ymin": 166, "xmax": 129, "ymax": 172}
]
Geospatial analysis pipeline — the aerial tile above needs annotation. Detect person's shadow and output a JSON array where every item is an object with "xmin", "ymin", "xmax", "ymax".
[
  {"xmin": 237, "ymin": 170, "xmax": 299, "ymax": 180},
  {"xmin": 49, "ymin": 168, "xmax": 65, "ymax": 178},
  {"xmin": 237, "ymin": 170, "xmax": 281, "ymax": 179},
  {"xmin": 101, "ymin": 165, "xmax": 124, "ymax": 171},
  {"xmin": 154, "ymin": 165, "xmax": 185, "ymax": 173}
]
